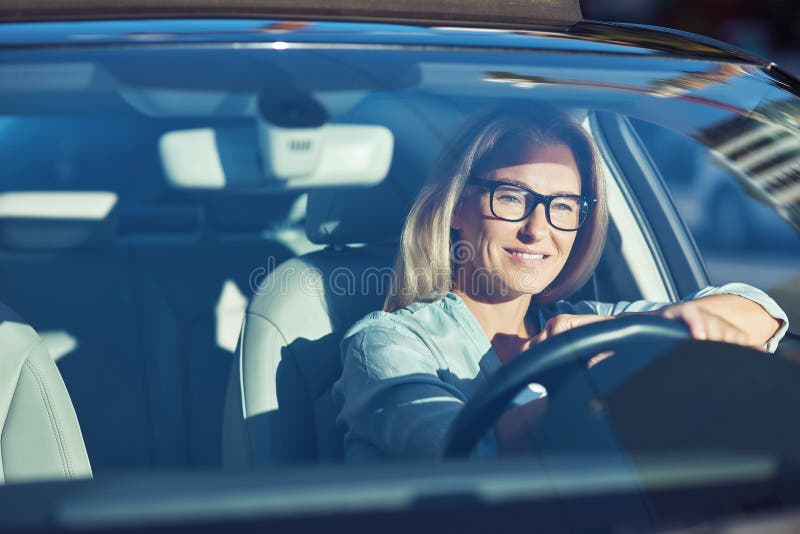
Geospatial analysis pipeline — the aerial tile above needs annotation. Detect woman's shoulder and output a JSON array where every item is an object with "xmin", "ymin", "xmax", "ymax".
[
  {"xmin": 339, "ymin": 298, "xmax": 460, "ymax": 374},
  {"xmin": 344, "ymin": 296, "xmax": 453, "ymax": 342}
]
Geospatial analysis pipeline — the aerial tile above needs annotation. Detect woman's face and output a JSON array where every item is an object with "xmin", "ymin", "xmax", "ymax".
[{"xmin": 452, "ymin": 142, "xmax": 582, "ymax": 300}]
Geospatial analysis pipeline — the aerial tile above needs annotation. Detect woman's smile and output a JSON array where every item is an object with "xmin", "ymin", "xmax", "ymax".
[{"xmin": 504, "ymin": 247, "xmax": 550, "ymax": 267}]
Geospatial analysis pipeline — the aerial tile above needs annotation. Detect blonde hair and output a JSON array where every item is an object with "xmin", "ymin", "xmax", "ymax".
[{"xmin": 384, "ymin": 105, "xmax": 608, "ymax": 312}]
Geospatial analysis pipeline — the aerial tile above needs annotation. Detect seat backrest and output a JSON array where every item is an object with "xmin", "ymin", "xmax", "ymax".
[
  {"xmin": 223, "ymin": 248, "xmax": 394, "ymax": 465},
  {"xmin": 0, "ymin": 303, "xmax": 92, "ymax": 483},
  {"xmin": 222, "ymin": 92, "xmax": 465, "ymax": 466},
  {"xmin": 124, "ymin": 194, "xmax": 297, "ymax": 469}
]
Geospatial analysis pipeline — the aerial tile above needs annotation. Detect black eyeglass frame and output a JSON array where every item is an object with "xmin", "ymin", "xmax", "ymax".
[{"xmin": 469, "ymin": 178, "xmax": 598, "ymax": 231}]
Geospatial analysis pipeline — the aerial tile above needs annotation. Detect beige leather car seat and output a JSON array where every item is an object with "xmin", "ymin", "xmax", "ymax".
[{"xmin": 0, "ymin": 303, "xmax": 92, "ymax": 483}]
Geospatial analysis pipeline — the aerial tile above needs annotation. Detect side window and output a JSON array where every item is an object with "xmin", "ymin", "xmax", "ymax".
[{"xmin": 631, "ymin": 119, "xmax": 799, "ymax": 295}]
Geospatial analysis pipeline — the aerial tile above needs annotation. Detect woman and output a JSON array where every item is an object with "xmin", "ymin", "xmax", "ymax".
[{"xmin": 332, "ymin": 106, "xmax": 788, "ymax": 460}]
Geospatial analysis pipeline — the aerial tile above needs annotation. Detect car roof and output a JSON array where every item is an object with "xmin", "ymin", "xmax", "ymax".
[
  {"xmin": 1, "ymin": 0, "xmax": 585, "ymax": 27},
  {"xmin": 0, "ymin": 0, "xmax": 774, "ymax": 67}
]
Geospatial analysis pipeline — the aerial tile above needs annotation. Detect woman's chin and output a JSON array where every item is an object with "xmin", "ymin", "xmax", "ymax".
[
  {"xmin": 512, "ymin": 286, "xmax": 546, "ymax": 297},
  {"xmin": 508, "ymin": 276, "xmax": 561, "ymax": 299},
  {"xmin": 501, "ymin": 279, "xmax": 549, "ymax": 298},
  {"xmin": 502, "ymin": 267, "xmax": 550, "ymax": 293}
]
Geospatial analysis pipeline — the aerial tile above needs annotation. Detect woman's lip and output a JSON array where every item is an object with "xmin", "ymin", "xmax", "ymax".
[
  {"xmin": 505, "ymin": 248, "xmax": 550, "ymax": 265},
  {"xmin": 505, "ymin": 248, "xmax": 549, "ymax": 256}
]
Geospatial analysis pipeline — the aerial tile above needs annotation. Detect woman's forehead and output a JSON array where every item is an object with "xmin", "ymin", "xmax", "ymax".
[{"xmin": 481, "ymin": 143, "xmax": 582, "ymax": 194}]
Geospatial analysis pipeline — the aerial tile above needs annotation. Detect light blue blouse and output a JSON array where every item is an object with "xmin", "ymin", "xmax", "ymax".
[{"xmin": 332, "ymin": 283, "xmax": 789, "ymax": 461}]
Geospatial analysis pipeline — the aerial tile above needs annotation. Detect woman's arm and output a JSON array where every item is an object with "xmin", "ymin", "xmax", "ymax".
[
  {"xmin": 334, "ymin": 317, "xmax": 497, "ymax": 460},
  {"xmin": 545, "ymin": 282, "xmax": 789, "ymax": 352},
  {"xmin": 653, "ymin": 294, "xmax": 780, "ymax": 349}
]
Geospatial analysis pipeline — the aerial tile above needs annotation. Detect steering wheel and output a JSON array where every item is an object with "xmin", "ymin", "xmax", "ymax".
[{"xmin": 442, "ymin": 315, "xmax": 690, "ymax": 458}]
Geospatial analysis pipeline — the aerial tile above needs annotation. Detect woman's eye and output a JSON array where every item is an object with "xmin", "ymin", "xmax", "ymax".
[
  {"xmin": 497, "ymin": 193, "xmax": 524, "ymax": 203},
  {"xmin": 552, "ymin": 201, "xmax": 576, "ymax": 212}
]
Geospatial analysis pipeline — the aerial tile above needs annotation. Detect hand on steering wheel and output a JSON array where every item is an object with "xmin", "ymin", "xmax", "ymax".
[
  {"xmin": 641, "ymin": 301, "xmax": 754, "ymax": 348},
  {"xmin": 442, "ymin": 315, "xmax": 690, "ymax": 458}
]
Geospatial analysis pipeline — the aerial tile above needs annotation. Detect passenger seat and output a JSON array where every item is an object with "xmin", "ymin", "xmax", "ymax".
[{"xmin": 0, "ymin": 302, "xmax": 92, "ymax": 484}]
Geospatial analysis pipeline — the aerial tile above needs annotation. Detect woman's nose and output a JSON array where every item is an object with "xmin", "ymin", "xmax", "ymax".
[{"xmin": 518, "ymin": 203, "xmax": 549, "ymax": 242}]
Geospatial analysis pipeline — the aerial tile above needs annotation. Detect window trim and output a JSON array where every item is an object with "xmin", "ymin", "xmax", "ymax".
[{"xmin": 590, "ymin": 112, "xmax": 710, "ymax": 301}]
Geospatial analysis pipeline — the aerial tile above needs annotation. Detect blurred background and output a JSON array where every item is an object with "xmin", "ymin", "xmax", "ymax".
[{"xmin": 583, "ymin": 0, "xmax": 800, "ymax": 77}]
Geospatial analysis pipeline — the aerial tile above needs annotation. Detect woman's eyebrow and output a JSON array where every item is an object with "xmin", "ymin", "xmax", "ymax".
[{"xmin": 501, "ymin": 179, "xmax": 580, "ymax": 196}]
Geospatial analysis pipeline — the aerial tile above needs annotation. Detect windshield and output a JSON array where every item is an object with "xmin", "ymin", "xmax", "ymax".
[{"xmin": 1, "ymin": 22, "xmax": 799, "ymax": 531}]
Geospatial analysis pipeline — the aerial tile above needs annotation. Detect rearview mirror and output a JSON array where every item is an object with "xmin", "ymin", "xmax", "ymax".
[{"xmin": 159, "ymin": 120, "xmax": 393, "ymax": 191}]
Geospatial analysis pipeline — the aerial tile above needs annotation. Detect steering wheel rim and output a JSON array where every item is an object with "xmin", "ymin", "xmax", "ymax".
[{"xmin": 442, "ymin": 315, "xmax": 690, "ymax": 458}]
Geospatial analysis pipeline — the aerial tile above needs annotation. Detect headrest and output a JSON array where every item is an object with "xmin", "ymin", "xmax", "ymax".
[
  {"xmin": 305, "ymin": 93, "xmax": 464, "ymax": 246},
  {"xmin": 0, "ymin": 192, "xmax": 118, "ymax": 251}
]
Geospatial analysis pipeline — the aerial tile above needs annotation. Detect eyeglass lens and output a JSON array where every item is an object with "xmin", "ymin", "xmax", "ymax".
[{"xmin": 492, "ymin": 184, "xmax": 584, "ymax": 230}]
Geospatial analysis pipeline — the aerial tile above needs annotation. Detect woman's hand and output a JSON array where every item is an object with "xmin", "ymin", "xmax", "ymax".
[
  {"xmin": 526, "ymin": 314, "xmax": 616, "ymax": 367},
  {"xmin": 528, "ymin": 313, "xmax": 614, "ymax": 346},
  {"xmin": 644, "ymin": 300, "xmax": 757, "ymax": 349}
]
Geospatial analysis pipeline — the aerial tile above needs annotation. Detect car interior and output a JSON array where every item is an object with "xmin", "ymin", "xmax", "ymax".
[
  {"xmin": 0, "ymin": 106, "xmax": 682, "ymax": 482},
  {"xmin": 0, "ymin": 47, "xmax": 797, "ymax": 485}
]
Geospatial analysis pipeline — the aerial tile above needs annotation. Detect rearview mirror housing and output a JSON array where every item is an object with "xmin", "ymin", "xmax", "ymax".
[{"xmin": 159, "ymin": 120, "xmax": 393, "ymax": 191}]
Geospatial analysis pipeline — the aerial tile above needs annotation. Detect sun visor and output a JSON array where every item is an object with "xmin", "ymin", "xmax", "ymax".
[
  {"xmin": 0, "ymin": 192, "xmax": 118, "ymax": 251},
  {"xmin": 160, "ymin": 121, "xmax": 393, "ymax": 191}
]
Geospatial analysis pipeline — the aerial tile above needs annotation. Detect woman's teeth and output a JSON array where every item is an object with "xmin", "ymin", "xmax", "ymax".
[{"xmin": 511, "ymin": 251, "xmax": 544, "ymax": 260}]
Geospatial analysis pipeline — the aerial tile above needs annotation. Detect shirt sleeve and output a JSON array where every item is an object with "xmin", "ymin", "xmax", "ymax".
[
  {"xmin": 333, "ymin": 315, "xmax": 497, "ymax": 461},
  {"xmin": 542, "ymin": 282, "xmax": 789, "ymax": 353}
]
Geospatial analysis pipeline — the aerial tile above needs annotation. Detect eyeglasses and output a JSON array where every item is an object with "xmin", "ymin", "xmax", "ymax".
[{"xmin": 469, "ymin": 179, "xmax": 597, "ymax": 231}]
